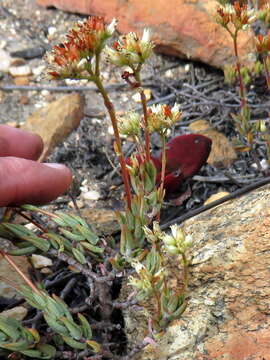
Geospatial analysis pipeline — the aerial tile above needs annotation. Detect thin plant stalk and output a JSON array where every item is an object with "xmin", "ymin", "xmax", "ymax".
[
  {"xmin": 262, "ymin": 56, "xmax": 270, "ymax": 89},
  {"xmin": 181, "ymin": 253, "xmax": 189, "ymax": 294},
  {"xmin": 159, "ymin": 135, "xmax": 167, "ymax": 196},
  {"xmin": 232, "ymin": 31, "xmax": 247, "ymax": 109},
  {"xmin": 0, "ymin": 250, "xmax": 40, "ymax": 294},
  {"xmin": 93, "ymin": 76, "xmax": 132, "ymax": 210},
  {"xmin": 134, "ymin": 71, "xmax": 151, "ymax": 162}
]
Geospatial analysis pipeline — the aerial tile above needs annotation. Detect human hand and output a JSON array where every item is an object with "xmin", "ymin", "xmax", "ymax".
[{"xmin": 0, "ymin": 125, "xmax": 72, "ymax": 206}]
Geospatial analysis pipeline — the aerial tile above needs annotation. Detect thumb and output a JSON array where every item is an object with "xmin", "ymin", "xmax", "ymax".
[{"xmin": 0, "ymin": 157, "xmax": 72, "ymax": 206}]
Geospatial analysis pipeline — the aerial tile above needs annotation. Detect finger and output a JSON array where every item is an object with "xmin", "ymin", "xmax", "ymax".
[
  {"xmin": 0, "ymin": 125, "xmax": 43, "ymax": 160},
  {"xmin": 0, "ymin": 157, "xmax": 72, "ymax": 206}
]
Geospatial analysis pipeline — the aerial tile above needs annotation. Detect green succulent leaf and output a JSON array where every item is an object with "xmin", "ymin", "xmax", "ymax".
[
  {"xmin": 86, "ymin": 339, "xmax": 101, "ymax": 352},
  {"xmin": 55, "ymin": 213, "xmax": 79, "ymax": 228},
  {"xmin": 60, "ymin": 228, "xmax": 85, "ymax": 242},
  {"xmin": 20, "ymin": 349, "xmax": 44, "ymax": 358},
  {"xmin": 43, "ymin": 314, "xmax": 68, "ymax": 336},
  {"xmin": 0, "ymin": 339, "xmax": 31, "ymax": 351},
  {"xmin": 7, "ymin": 245, "xmax": 37, "ymax": 256},
  {"xmin": 72, "ymin": 247, "xmax": 87, "ymax": 264},
  {"xmin": 62, "ymin": 335, "xmax": 86, "ymax": 350},
  {"xmin": 46, "ymin": 232, "xmax": 72, "ymax": 251},
  {"xmin": 0, "ymin": 316, "xmax": 21, "ymax": 341},
  {"xmin": 2, "ymin": 223, "xmax": 50, "ymax": 252},
  {"xmin": 78, "ymin": 313, "xmax": 92, "ymax": 339},
  {"xmin": 81, "ymin": 241, "xmax": 104, "ymax": 254},
  {"xmin": 76, "ymin": 224, "xmax": 99, "ymax": 244},
  {"xmin": 37, "ymin": 344, "xmax": 57, "ymax": 359},
  {"xmin": 59, "ymin": 317, "xmax": 82, "ymax": 340}
]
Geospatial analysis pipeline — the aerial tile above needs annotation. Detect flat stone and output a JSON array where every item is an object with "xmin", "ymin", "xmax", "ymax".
[
  {"xmin": 0, "ymin": 253, "xmax": 30, "ymax": 299},
  {"xmin": 189, "ymin": 119, "xmax": 237, "ymax": 167},
  {"xmin": 13, "ymin": 76, "xmax": 30, "ymax": 86},
  {"xmin": 9, "ymin": 65, "xmax": 32, "ymax": 77},
  {"xmin": 0, "ymin": 49, "xmax": 11, "ymax": 72},
  {"xmin": 31, "ymin": 254, "xmax": 53, "ymax": 269},
  {"xmin": 82, "ymin": 190, "xmax": 101, "ymax": 201},
  {"xmin": 204, "ymin": 191, "xmax": 230, "ymax": 205},
  {"xmin": 23, "ymin": 93, "xmax": 85, "ymax": 160},
  {"xmin": 0, "ymin": 306, "xmax": 28, "ymax": 321},
  {"xmin": 10, "ymin": 46, "xmax": 46, "ymax": 60},
  {"xmin": 80, "ymin": 208, "xmax": 119, "ymax": 236}
]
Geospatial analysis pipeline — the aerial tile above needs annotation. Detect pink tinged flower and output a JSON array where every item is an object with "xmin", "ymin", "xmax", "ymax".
[{"xmin": 46, "ymin": 16, "xmax": 116, "ymax": 79}]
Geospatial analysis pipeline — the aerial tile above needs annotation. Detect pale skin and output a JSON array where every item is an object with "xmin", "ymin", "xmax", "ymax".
[{"xmin": 0, "ymin": 125, "xmax": 72, "ymax": 206}]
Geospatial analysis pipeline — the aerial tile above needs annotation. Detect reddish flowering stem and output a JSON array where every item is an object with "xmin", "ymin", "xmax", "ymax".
[
  {"xmin": 94, "ymin": 76, "xmax": 132, "ymax": 209},
  {"xmin": 181, "ymin": 252, "xmax": 189, "ymax": 294},
  {"xmin": 232, "ymin": 32, "xmax": 247, "ymax": 109},
  {"xmin": 159, "ymin": 135, "xmax": 167, "ymax": 198},
  {"xmin": 134, "ymin": 71, "xmax": 151, "ymax": 162},
  {"xmin": 155, "ymin": 134, "xmax": 167, "ymax": 222},
  {"xmin": 139, "ymin": 89, "xmax": 151, "ymax": 162},
  {"xmin": 263, "ymin": 56, "xmax": 270, "ymax": 90}
]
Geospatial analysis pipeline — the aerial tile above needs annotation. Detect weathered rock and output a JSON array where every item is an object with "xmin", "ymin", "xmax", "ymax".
[
  {"xmin": 23, "ymin": 93, "xmax": 85, "ymax": 160},
  {"xmin": 10, "ymin": 46, "xmax": 46, "ymax": 60},
  {"xmin": 204, "ymin": 190, "xmax": 230, "ymax": 205},
  {"xmin": 80, "ymin": 208, "xmax": 119, "ymax": 236},
  {"xmin": 0, "ymin": 306, "xmax": 28, "ymax": 321},
  {"xmin": 0, "ymin": 251, "xmax": 30, "ymax": 299},
  {"xmin": 9, "ymin": 65, "xmax": 32, "ymax": 77},
  {"xmin": 189, "ymin": 119, "xmax": 237, "ymax": 167},
  {"xmin": 31, "ymin": 254, "xmax": 53, "ymax": 269},
  {"xmin": 124, "ymin": 184, "xmax": 270, "ymax": 360},
  {"xmin": 36, "ymin": 0, "xmax": 255, "ymax": 69},
  {"xmin": 0, "ymin": 49, "xmax": 11, "ymax": 73},
  {"xmin": 82, "ymin": 190, "xmax": 101, "ymax": 201},
  {"xmin": 13, "ymin": 76, "xmax": 30, "ymax": 86}
]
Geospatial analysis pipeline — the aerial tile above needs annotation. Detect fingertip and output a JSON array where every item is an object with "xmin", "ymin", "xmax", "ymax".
[
  {"xmin": 0, "ymin": 158, "xmax": 72, "ymax": 206},
  {"xmin": 30, "ymin": 132, "xmax": 44, "ymax": 160},
  {"xmin": 0, "ymin": 125, "xmax": 44, "ymax": 160}
]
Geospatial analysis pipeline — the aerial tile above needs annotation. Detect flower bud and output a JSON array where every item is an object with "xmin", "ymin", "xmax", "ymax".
[
  {"xmin": 118, "ymin": 111, "xmax": 141, "ymax": 137},
  {"xmin": 105, "ymin": 28, "xmax": 154, "ymax": 68}
]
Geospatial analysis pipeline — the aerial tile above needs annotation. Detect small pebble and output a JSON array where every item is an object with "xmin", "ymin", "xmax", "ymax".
[
  {"xmin": 47, "ymin": 26, "xmax": 57, "ymax": 40},
  {"xmin": 0, "ymin": 306, "xmax": 27, "ymax": 321},
  {"xmin": 10, "ymin": 58, "xmax": 26, "ymax": 66},
  {"xmin": 204, "ymin": 191, "xmax": 230, "ymax": 205},
  {"xmin": 0, "ymin": 49, "xmax": 11, "ymax": 72},
  {"xmin": 132, "ymin": 89, "xmax": 152, "ymax": 103},
  {"xmin": 24, "ymin": 223, "xmax": 36, "ymax": 231},
  {"xmin": 82, "ymin": 190, "xmax": 101, "ymax": 201},
  {"xmin": 9, "ymin": 65, "xmax": 32, "ymax": 77},
  {"xmin": 10, "ymin": 46, "xmax": 46, "ymax": 60},
  {"xmin": 20, "ymin": 95, "xmax": 29, "ymax": 105},
  {"xmin": 41, "ymin": 89, "xmax": 50, "ymax": 97},
  {"xmin": 184, "ymin": 64, "xmax": 190, "ymax": 72},
  {"xmin": 68, "ymin": 199, "xmax": 84, "ymax": 209},
  {"xmin": 165, "ymin": 69, "xmax": 173, "ymax": 78},
  {"xmin": 14, "ymin": 76, "xmax": 29, "ymax": 86},
  {"xmin": 32, "ymin": 65, "xmax": 46, "ymax": 76},
  {"xmin": 108, "ymin": 125, "xmax": 114, "ymax": 135},
  {"xmin": 31, "ymin": 254, "xmax": 53, "ymax": 269},
  {"xmin": 40, "ymin": 268, "xmax": 53, "ymax": 274},
  {"xmin": 0, "ymin": 40, "xmax": 7, "ymax": 49},
  {"xmin": 251, "ymin": 159, "xmax": 269, "ymax": 171}
]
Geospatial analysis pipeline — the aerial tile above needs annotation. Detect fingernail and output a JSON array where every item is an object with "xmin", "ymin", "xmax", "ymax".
[{"xmin": 44, "ymin": 163, "xmax": 67, "ymax": 170}]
